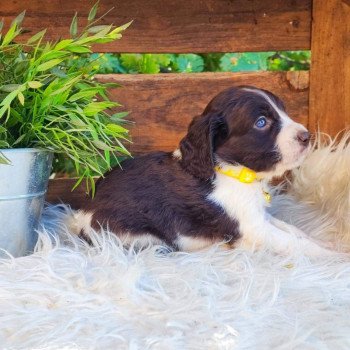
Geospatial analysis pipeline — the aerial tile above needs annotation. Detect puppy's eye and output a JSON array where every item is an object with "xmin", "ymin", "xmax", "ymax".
[{"xmin": 255, "ymin": 116, "xmax": 267, "ymax": 129}]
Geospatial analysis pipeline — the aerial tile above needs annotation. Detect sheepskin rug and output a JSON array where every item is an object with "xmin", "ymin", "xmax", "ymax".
[{"xmin": 0, "ymin": 134, "xmax": 350, "ymax": 350}]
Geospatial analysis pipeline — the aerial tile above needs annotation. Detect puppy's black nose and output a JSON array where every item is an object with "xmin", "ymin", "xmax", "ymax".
[{"xmin": 297, "ymin": 131, "xmax": 310, "ymax": 146}]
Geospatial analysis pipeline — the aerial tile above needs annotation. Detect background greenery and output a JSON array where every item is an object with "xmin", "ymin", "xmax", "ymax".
[{"xmin": 87, "ymin": 51, "xmax": 311, "ymax": 74}]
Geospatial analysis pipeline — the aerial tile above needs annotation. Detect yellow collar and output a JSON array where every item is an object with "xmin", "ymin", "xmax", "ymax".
[
  {"xmin": 214, "ymin": 165, "xmax": 271, "ymax": 203},
  {"xmin": 214, "ymin": 165, "xmax": 258, "ymax": 183}
]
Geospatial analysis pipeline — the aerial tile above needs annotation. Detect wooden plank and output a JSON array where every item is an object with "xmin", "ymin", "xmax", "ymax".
[
  {"xmin": 46, "ymin": 178, "xmax": 90, "ymax": 209},
  {"xmin": 98, "ymin": 71, "xmax": 310, "ymax": 154},
  {"xmin": 1, "ymin": 0, "xmax": 311, "ymax": 52},
  {"xmin": 309, "ymin": 0, "xmax": 350, "ymax": 135}
]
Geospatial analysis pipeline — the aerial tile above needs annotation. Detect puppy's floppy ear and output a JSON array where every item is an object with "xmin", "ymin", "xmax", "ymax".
[{"xmin": 179, "ymin": 113, "xmax": 227, "ymax": 180}]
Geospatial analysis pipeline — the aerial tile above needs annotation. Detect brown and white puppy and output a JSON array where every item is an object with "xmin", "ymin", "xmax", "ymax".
[{"xmin": 72, "ymin": 86, "xmax": 331, "ymax": 256}]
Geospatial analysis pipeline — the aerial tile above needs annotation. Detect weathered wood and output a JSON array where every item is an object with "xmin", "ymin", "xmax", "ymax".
[
  {"xmin": 1, "ymin": 0, "xmax": 311, "ymax": 52},
  {"xmin": 99, "ymin": 71, "xmax": 310, "ymax": 154},
  {"xmin": 309, "ymin": 0, "xmax": 350, "ymax": 135},
  {"xmin": 46, "ymin": 178, "xmax": 90, "ymax": 209}
]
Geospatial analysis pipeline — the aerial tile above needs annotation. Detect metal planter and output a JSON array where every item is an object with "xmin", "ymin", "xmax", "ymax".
[{"xmin": 0, "ymin": 149, "xmax": 53, "ymax": 257}]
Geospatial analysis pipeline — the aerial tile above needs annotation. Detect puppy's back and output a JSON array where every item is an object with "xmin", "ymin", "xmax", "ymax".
[{"xmin": 69, "ymin": 151, "xmax": 238, "ymax": 249}]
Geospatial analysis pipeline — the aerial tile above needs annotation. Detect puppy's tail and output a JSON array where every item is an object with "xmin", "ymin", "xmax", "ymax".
[
  {"xmin": 63, "ymin": 209, "xmax": 93, "ymax": 238},
  {"xmin": 42, "ymin": 204, "xmax": 93, "ymax": 242}
]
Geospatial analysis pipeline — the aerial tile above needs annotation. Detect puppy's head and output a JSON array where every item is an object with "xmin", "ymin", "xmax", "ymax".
[{"xmin": 178, "ymin": 86, "xmax": 310, "ymax": 180}]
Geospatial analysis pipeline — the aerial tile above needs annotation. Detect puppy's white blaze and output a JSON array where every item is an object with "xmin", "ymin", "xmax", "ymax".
[
  {"xmin": 243, "ymin": 88, "xmax": 292, "ymax": 126},
  {"xmin": 173, "ymin": 149, "xmax": 182, "ymax": 160},
  {"xmin": 243, "ymin": 87, "xmax": 309, "ymax": 176},
  {"xmin": 176, "ymin": 235, "xmax": 213, "ymax": 251}
]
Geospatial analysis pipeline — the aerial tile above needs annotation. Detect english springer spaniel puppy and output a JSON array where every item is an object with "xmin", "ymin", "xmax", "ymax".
[{"xmin": 72, "ymin": 86, "xmax": 331, "ymax": 257}]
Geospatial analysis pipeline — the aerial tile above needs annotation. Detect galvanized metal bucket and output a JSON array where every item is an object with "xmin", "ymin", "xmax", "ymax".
[{"xmin": 0, "ymin": 149, "xmax": 53, "ymax": 258}]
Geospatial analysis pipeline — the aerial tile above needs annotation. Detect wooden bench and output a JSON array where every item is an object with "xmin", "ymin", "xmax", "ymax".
[{"xmin": 2, "ymin": 0, "xmax": 349, "ymax": 208}]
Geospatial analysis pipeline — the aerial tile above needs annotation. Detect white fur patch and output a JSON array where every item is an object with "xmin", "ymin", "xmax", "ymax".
[
  {"xmin": 173, "ymin": 148, "xmax": 182, "ymax": 159},
  {"xmin": 64, "ymin": 210, "xmax": 93, "ymax": 235},
  {"xmin": 209, "ymin": 165, "xmax": 268, "ymax": 250},
  {"xmin": 176, "ymin": 235, "xmax": 214, "ymax": 251},
  {"xmin": 119, "ymin": 233, "xmax": 163, "ymax": 248}
]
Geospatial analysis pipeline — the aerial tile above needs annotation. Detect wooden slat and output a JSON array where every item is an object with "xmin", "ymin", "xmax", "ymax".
[
  {"xmin": 46, "ymin": 178, "xmax": 90, "ymax": 209},
  {"xmin": 309, "ymin": 0, "xmax": 350, "ymax": 135},
  {"xmin": 99, "ymin": 71, "xmax": 310, "ymax": 154},
  {"xmin": 1, "ymin": 0, "xmax": 311, "ymax": 52}
]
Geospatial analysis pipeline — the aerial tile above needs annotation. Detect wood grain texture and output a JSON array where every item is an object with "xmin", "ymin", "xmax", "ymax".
[
  {"xmin": 98, "ymin": 71, "xmax": 310, "ymax": 154},
  {"xmin": 309, "ymin": 0, "xmax": 350, "ymax": 135},
  {"xmin": 46, "ymin": 178, "xmax": 91, "ymax": 209},
  {"xmin": 1, "ymin": 0, "xmax": 311, "ymax": 52}
]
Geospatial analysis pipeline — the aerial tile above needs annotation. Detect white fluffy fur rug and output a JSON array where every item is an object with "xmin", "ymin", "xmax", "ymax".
[{"xmin": 0, "ymin": 134, "xmax": 350, "ymax": 350}]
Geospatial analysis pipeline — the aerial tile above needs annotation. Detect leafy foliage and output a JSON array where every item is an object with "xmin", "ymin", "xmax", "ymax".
[
  {"xmin": 0, "ymin": 5, "xmax": 132, "ymax": 194},
  {"xmin": 201, "ymin": 53, "xmax": 225, "ymax": 72},
  {"xmin": 219, "ymin": 52, "xmax": 273, "ymax": 71},
  {"xmin": 267, "ymin": 51, "xmax": 311, "ymax": 71},
  {"xmin": 120, "ymin": 53, "xmax": 171, "ymax": 74},
  {"xmin": 87, "ymin": 51, "xmax": 310, "ymax": 74},
  {"xmin": 172, "ymin": 54, "xmax": 204, "ymax": 73},
  {"xmin": 219, "ymin": 51, "xmax": 310, "ymax": 72},
  {"xmin": 92, "ymin": 53, "xmax": 207, "ymax": 74}
]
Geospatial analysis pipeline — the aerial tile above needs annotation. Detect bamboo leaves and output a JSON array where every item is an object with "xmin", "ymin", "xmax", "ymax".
[
  {"xmin": 36, "ymin": 59, "xmax": 64, "ymax": 72},
  {"xmin": 27, "ymin": 29, "xmax": 46, "ymax": 44},
  {"xmin": 70, "ymin": 12, "xmax": 78, "ymax": 37},
  {"xmin": 0, "ymin": 2, "xmax": 131, "ymax": 192},
  {"xmin": 88, "ymin": 2, "xmax": 99, "ymax": 22},
  {"xmin": 27, "ymin": 81, "xmax": 43, "ymax": 89},
  {"xmin": 83, "ymin": 102, "xmax": 118, "ymax": 116}
]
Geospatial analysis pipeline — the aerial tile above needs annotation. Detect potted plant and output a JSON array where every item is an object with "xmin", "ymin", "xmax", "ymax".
[{"xmin": 0, "ymin": 4, "xmax": 131, "ymax": 257}]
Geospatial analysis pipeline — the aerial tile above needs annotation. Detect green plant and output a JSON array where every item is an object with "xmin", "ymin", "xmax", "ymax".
[
  {"xmin": 200, "ymin": 53, "xmax": 224, "ymax": 72},
  {"xmin": 267, "ymin": 51, "xmax": 311, "ymax": 71},
  {"xmin": 171, "ymin": 54, "xmax": 204, "ymax": 73},
  {"xmin": 120, "ymin": 53, "xmax": 172, "ymax": 73},
  {"xmin": 88, "ymin": 51, "xmax": 310, "ymax": 74},
  {"xmin": 220, "ymin": 52, "xmax": 273, "ymax": 71},
  {"xmin": 0, "ymin": 4, "xmax": 132, "ymax": 194},
  {"xmin": 118, "ymin": 53, "xmax": 205, "ymax": 74},
  {"xmin": 91, "ymin": 53, "xmax": 207, "ymax": 74}
]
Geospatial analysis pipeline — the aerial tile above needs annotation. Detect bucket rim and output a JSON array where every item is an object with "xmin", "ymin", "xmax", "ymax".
[{"xmin": 0, "ymin": 148, "xmax": 53, "ymax": 154}]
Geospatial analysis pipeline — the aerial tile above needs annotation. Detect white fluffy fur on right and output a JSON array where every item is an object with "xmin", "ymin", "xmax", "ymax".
[{"xmin": 270, "ymin": 132, "xmax": 350, "ymax": 253}]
